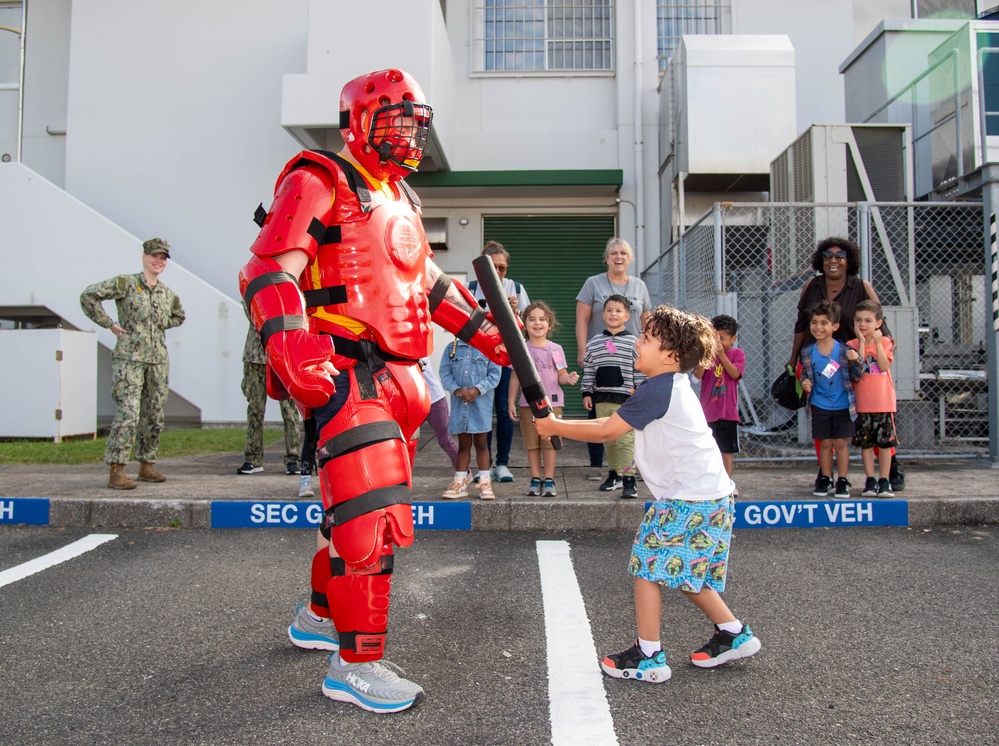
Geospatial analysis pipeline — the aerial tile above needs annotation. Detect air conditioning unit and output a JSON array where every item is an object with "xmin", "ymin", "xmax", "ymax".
[{"xmin": 768, "ymin": 123, "xmax": 912, "ymax": 280}]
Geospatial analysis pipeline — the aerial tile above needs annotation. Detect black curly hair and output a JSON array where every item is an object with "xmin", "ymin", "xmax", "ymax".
[{"xmin": 812, "ymin": 236, "xmax": 861, "ymax": 276}]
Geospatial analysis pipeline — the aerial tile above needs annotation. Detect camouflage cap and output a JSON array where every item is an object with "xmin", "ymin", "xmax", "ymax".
[{"xmin": 142, "ymin": 238, "xmax": 171, "ymax": 257}]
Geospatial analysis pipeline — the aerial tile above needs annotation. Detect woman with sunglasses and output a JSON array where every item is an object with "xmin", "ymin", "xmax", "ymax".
[
  {"xmin": 787, "ymin": 236, "xmax": 903, "ymax": 492},
  {"xmin": 787, "ymin": 237, "xmax": 884, "ymax": 369}
]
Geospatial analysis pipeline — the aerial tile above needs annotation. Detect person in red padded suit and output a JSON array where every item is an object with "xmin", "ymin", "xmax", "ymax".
[{"xmin": 238, "ymin": 69, "xmax": 510, "ymax": 713}]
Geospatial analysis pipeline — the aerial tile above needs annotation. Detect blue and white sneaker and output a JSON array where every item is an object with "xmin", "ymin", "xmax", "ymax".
[
  {"xmin": 288, "ymin": 602, "xmax": 339, "ymax": 651},
  {"xmin": 322, "ymin": 652, "xmax": 425, "ymax": 713},
  {"xmin": 690, "ymin": 624, "xmax": 761, "ymax": 668},
  {"xmin": 601, "ymin": 642, "xmax": 671, "ymax": 683}
]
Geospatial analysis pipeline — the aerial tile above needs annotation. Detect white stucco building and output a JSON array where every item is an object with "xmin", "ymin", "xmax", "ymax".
[{"xmin": 0, "ymin": 0, "xmax": 986, "ymax": 424}]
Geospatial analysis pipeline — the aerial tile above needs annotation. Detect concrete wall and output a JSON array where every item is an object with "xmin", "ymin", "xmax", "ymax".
[
  {"xmin": 63, "ymin": 0, "xmax": 308, "ymax": 298},
  {"xmin": 0, "ymin": 162, "xmax": 246, "ymax": 423},
  {"xmin": 21, "ymin": 0, "xmax": 71, "ymax": 187},
  {"xmin": 734, "ymin": 0, "xmax": 855, "ymax": 133},
  {"xmin": 281, "ymin": 0, "xmax": 659, "ymax": 267}
]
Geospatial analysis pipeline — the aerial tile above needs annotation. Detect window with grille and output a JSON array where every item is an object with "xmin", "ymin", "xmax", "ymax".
[
  {"xmin": 473, "ymin": 0, "xmax": 614, "ymax": 73},
  {"xmin": 656, "ymin": 0, "xmax": 729, "ymax": 69}
]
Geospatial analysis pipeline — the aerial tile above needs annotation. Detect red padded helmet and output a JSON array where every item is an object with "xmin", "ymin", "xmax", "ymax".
[{"xmin": 339, "ymin": 69, "xmax": 433, "ymax": 182}]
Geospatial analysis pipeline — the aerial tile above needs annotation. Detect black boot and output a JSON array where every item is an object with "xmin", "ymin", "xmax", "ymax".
[{"xmin": 889, "ymin": 454, "xmax": 905, "ymax": 492}]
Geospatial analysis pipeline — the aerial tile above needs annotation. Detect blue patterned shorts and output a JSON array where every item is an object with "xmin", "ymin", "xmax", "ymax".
[{"xmin": 628, "ymin": 496, "xmax": 734, "ymax": 593}]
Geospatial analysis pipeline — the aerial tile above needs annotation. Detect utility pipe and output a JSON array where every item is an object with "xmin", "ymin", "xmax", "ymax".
[
  {"xmin": 632, "ymin": 0, "xmax": 646, "ymax": 271},
  {"xmin": 16, "ymin": 1, "xmax": 26, "ymax": 162}
]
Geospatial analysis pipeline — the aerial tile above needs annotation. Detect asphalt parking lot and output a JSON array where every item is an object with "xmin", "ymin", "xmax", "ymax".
[{"xmin": 1, "ymin": 525, "xmax": 996, "ymax": 745}]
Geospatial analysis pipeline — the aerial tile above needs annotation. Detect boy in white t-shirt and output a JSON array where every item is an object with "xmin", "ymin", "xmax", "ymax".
[{"xmin": 536, "ymin": 305, "xmax": 760, "ymax": 682}]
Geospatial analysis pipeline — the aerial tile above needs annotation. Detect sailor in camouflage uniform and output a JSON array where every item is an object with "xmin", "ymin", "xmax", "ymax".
[
  {"xmin": 239, "ymin": 307, "xmax": 303, "ymax": 475},
  {"xmin": 80, "ymin": 238, "xmax": 186, "ymax": 489}
]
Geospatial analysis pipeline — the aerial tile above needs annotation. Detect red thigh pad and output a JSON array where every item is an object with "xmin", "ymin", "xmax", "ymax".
[{"xmin": 331, "ymin": 504, "xmax": 413, "ymax": 567}]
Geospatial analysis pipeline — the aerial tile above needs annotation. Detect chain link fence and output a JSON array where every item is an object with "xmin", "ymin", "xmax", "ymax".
[{"xmin": 642, "ymin": 201, "xmax": 988, "ymax": 458}]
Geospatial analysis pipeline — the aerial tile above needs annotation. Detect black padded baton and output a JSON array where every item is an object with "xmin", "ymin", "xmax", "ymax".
[{"xmin": 472, "ymin": 255, "xmax": 562, "ymax": 451}]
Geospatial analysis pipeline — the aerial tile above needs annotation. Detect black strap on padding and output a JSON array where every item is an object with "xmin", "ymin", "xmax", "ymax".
[
  {"xmin": 310, "ymin": 589, "xmax": 328, "ymax": 609},
  {"xmin": 311, "ymin": 150, "xmax": 373, "ymax": 210},
  {"xmin": 399, "ymin": 179, "xmax": 421, "ymax": 207},
  {"xmin": 339, "ymin": 630, "xmax": 385, "ymax": 654},
  {"xmin": 457, "ymin": 305, "xmax": 487, "ymax": 343},
  {"xmin": 253, "ymin": 203, "xmax": 267, "ymax": 228},
  {"xmin": 316, "ymin": 421, "xmax": 403, "ymax": 468},
  {"xmin": 259, "ymin": 315, "xmax": 308, "ymax": 349},
  {"xmin": 242, "ymin": 271, "xmax": 299, "ymax": 311},
  {"xmin": 427, "ymin": 274, "xmax": 452, "ymax": 314},
  {"xmin": 303, "ymin": 286, "xmax": 349, "ymax": 308},
  {"xmin": 307, "ymin": 218, "xmax": 343, "ymax": 248},
  {"xmin": 339, "ymin": 110, "xmax": 350, "ymax": 129},
  {"xmin": 329, "ymin": 484, "xmax": 412, "ymax": 527},
  {"xmin": 354, "ymin": 360, "xmax": 378, "ymax": 400},
  {"xmin": 324, "ymin": 335, "xmax": 413, "ymax": 364},
  {"xmin": 330, "ymin": 554, "xmax": 394, "ymax": 577}
]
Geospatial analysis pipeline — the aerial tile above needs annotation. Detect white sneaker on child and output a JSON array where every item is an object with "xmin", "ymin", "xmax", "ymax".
[{"xmin": 442, "ymin": 476, "xmax": 471, "ymax": 499}]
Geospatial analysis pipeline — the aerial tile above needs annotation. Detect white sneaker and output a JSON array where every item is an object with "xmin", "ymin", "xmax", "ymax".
[
  {"xmin": 493, "ymin": 465, "xmax": 514, "ymax": 482},
  {"xmin": 298, "ymin": 473, "xmax": 314, "ymax": 498},
  {"xmin": 442, "ymin": 476, "xmax": 471, "ymax": 499},
  {"xmin": 477, "ymin": 476, "xmax": 496, "ymax": 500}
]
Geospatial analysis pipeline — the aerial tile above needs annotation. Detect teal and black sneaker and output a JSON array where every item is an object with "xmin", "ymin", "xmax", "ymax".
[
  {"xmin": 600, "ymin": 641, "xmax": 671, "ymax": 683},
  {"xmin": 690, "ymin": 624, "xmax": 761, "ymax": 668}
]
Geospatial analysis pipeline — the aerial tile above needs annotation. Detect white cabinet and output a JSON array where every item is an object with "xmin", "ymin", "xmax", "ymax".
[{"xmin": 0, "ymin": 329, "xmax": 97, "ymax": 441}]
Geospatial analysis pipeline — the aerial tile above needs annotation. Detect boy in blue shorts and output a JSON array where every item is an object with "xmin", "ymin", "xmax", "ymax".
[{"xmin": 536, "ymin": 305, "xmax": 761, "ymax": 682}]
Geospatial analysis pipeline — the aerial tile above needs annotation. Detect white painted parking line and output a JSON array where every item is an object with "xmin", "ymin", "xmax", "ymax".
[
  {"xmin": 0, "ymin": 534, "xmax": 117, "ymax": 589},
  {"xmin": 536, "ymin": 540, "xmax": 617, "ymax": 746}
]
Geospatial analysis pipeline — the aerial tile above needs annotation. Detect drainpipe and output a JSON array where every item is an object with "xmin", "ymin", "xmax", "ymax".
[
  {"xmin": 16, "ymin": 1, "xmax": 26, "ymax": 162},
  {"xmin": 632, "ymin": 0, "xmax": 646, "ymax": 271}
]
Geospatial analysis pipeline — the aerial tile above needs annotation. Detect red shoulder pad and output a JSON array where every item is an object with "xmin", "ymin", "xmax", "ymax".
[{"xmin": 250, "ymin": 162, "xmax": 335, "ymax": 260}]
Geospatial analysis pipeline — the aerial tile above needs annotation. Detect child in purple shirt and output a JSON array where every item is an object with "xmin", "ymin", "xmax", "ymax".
[
  {"xmin": 508, "ymin": 302, "xmax": 579, "ymax": 497},
  {"xmin": 695, "ymin": 315, "xmax": 745, "ymax": 493}
]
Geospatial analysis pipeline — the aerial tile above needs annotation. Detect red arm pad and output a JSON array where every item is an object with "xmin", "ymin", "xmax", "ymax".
[
  {"xmin": 238, "ymin": 255, "xmax": 336, "ymax": 408},
  {"xmin": 425, "ymin": 263, "xmax": 512, "ymax": 367},
  {"xmin": 249, "ymin": 163, "xmax": 335, "ymax": 259}
]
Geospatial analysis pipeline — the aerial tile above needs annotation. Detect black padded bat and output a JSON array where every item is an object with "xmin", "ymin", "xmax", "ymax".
[{"xmin": 472, "ymin": 255, "xmax": 562, "ymax": 450}]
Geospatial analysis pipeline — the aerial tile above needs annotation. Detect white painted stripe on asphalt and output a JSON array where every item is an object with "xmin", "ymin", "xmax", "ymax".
[
  {"xmin": 0, "ymin": 534, "xmax": 117, "ymax": 589},
  {"xmin": 536, "ymin": 540, "xmax": 618, "ymax": 746}
]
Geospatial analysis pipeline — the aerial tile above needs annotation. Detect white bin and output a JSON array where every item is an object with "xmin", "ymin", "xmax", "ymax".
[{"xmin": 0, "ymin": 329, "xmax": 97, "ymax": 441}]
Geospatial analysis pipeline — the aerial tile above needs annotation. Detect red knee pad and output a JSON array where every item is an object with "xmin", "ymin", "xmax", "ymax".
[
  {"xmin": 327, "ymin": 551, "xmax": 394, "ymax": 662},
  {"xmin": 309, "ymin": 547, "xmax": 333, "ymax": 617}
]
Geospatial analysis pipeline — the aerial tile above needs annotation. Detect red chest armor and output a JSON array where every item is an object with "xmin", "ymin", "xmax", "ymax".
[{"xmin": 298, "ymin": 154, "xmax": 433, "ymax": 359}]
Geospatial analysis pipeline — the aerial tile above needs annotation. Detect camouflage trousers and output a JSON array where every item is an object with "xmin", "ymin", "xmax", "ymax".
[
  {"xmin": 242, "ymin": 361, "xmax": 302, "ymax": 465},
  {"xmin": 104, "ymin": 360, "xmax": 170, "ymax": 465}
]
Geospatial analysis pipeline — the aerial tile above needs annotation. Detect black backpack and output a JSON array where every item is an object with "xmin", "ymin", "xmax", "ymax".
[{"xmin": 771, "ymin": 365, "xmax": 806, "ymax": 410}]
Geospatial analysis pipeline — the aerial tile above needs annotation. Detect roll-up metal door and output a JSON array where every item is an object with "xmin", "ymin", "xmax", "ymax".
[{"xmin": 482, "ymin": 216, "xmax": 615, "ymax": 416}]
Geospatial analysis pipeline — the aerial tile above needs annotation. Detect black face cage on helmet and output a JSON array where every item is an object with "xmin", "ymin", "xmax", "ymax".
[{"xmin": 367, "ymin": 100, "xmax": 433, "ymax": 171}]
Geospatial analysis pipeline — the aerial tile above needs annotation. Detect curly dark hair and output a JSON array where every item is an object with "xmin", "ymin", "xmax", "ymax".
[
  {"xmin": 520, "ymin": 300, "xmax": 560, "ymax": 338},
  {"xmin": 710, "ymin": 314, "xmax": 738, "ymax": 335},
  {"xmin": 812, "ymin": 236, "xmax": 861, "ymax": 276},
  {"xmin": 810, "ymin": 299, "xmax": 841, "ymax": 325},
  {"xmin": 644, "ymin": 305, "xmax": 717, "ymax": 373}
]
